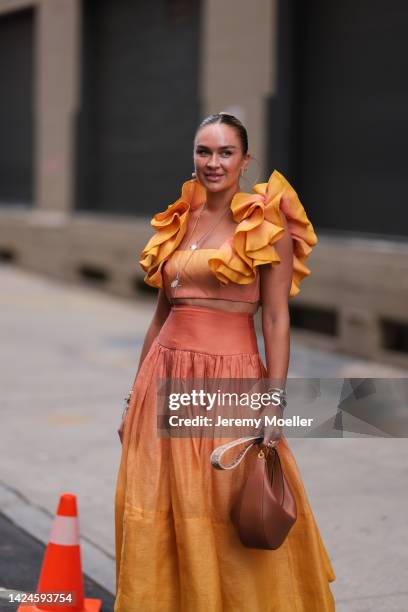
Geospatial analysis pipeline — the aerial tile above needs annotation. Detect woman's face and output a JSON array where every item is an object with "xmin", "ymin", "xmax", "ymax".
[{"xmin": 193, "ymin": 123, "xmax": 250, "ymax": 192}]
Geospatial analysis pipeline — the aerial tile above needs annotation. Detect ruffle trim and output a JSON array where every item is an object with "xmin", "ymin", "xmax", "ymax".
[
  {"xmin": 139, "ymin": 178, "xmax": 206, "ymax": 288},
  {"xmin": 139, "ymin": 169, "xmax": 317, "ymax": 297},
  {"xmin": 208, "ymin": 170, "xmax": 318, "ymax": 297}
]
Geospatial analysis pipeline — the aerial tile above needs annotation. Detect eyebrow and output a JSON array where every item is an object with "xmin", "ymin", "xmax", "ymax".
[{"xmin": 195, "ymin": 145, "xmax": 238, "ymax": 150}]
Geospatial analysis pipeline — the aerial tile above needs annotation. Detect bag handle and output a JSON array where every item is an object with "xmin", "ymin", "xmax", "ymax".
[{"xmin": 210, "ymin": 436, "xmax": 265, "ymax": 470}]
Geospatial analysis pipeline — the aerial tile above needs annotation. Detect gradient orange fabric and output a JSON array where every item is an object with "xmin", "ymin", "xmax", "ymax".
[
  {"xmin": 163, "ymin": 248, "xmax": 261, "ymax": 303},
  {"xmin": 114, "ymin": 171, "xmax": 336, "ymax": 611}
]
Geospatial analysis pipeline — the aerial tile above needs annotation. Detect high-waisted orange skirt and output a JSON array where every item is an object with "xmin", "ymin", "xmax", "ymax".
[{"xmin": 114, "ymin": 305, "xmax": 336, "ymax": 611}]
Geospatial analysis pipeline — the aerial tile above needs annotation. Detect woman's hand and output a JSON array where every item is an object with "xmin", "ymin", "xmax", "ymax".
[
  {"xmin": 261, "ymin": 396, "xmax": 284, "ymax": 448},
  {"xmin": 250, "ymin": 379, "xmax": 284, "ymax": 448},
  {"xmin": 253, "ymin": 406, "xmax": 283, "ymax": 448},
  {"xmin": 262, "ymin": 393, "xmax": 286, "ymax": 447},
  {"xmin": 118, "ymin": 391, "xmax": 133, "ymax": 445},
  {"xmin": 117, "ymin": 417, "xmax": 126, "ymax": 444},
  {"xmin": 261, "ymin": 421, "xmax": 283, "ymax": 448}
]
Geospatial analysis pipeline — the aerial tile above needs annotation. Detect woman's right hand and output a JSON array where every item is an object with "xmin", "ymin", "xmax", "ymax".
[
  {"xmin": 118, "ymin": 391, "xmax": 132, "ymax": 444},
  {"xmin": 117, "ymin": 418, "xmax": 126, "ymax": 445}
]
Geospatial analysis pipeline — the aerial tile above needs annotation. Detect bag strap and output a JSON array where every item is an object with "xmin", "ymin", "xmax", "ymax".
[{"xmin": 210, "ymin": 436, "xmax": 264, "ymax": 470}]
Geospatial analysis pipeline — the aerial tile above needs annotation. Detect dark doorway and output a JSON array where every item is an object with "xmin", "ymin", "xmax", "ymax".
[
  {"xmin": 75, "ymin": 0, "xmax": 201, "ymax": 217},
  {"xmin": 270, "ymin": 1, "xmax": 408, "ymax": 239},
  {"xmin": 0, "ymin": 8, "xmax": 34, "ymax": 206}
]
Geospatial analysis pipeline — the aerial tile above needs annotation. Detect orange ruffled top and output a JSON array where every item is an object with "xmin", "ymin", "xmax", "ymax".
[{"xmin": 139, "ymin": 169, "xmax": 318, "ymax": 302}]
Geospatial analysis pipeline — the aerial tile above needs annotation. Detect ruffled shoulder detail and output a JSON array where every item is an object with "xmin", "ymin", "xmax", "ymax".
[
  {"xmin": 207, "ymin": 169, "xmax": 318, "ymax": 297},
  {"xmin": 139, "ymin": 178, "xmax": 206, "ymax": 288}
]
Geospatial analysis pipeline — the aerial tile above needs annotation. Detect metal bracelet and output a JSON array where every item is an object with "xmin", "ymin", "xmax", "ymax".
[
  {"xmin": 266, "ymin": 386, "xmax": 287, "ymax": 395},
  {"xmin": 267, "ymin": 387, "xmax": 287, "ymax": 410}
]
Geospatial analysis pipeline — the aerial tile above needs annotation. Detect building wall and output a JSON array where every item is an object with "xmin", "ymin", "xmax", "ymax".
[
  {"xmin": 201, "ymin": 0, "xmax": 277, "ymax": 181},
  {"xmin": 0, "ymin": 0, "xmax": 407, "ymax": 367}
]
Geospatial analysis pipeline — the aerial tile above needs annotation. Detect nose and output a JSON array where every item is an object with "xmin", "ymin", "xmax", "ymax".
[{"xmin": 207, "ymin": 153, "xmax": 221, "ymax": 168}]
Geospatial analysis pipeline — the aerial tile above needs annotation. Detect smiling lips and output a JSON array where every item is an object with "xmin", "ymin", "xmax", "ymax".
[{"xmin": 205, "ymin": 173, "xmax": 224, "ymax": 180}]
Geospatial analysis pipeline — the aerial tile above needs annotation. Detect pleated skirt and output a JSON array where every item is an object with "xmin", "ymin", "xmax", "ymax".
[{"xmin": 114, "ymin": 305, "xmax": 336, "ymax": 611}]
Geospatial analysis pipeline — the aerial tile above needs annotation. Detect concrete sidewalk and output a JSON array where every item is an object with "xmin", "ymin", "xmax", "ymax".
[{"xmin": 1, "ymin": 263, "xmax": 408, "ymax": 610}]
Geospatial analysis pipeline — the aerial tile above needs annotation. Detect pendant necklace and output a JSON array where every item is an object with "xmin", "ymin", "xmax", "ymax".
[
  {"xmin": 169, "ymin": 201, "xmax": 207, "ymax": 289},
  {"xmin": 170, "ymin": 203, "xmax": 231, "ymax": 297}
]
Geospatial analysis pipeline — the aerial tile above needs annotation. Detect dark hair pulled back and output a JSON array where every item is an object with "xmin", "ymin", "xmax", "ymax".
[{"xmin": 196, "ymin": 112, "xmax": 248, "ymax": 155}]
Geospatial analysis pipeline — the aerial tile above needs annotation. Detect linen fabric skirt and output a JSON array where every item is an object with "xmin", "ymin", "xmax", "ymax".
[{"xmin": 114, "ymin": 305, "xmax": 336, "ymax": 612}]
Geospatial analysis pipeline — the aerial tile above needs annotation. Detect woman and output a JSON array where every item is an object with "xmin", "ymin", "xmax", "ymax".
[{"xmin": 114, "ymin": 113, "xmax": 336, "ymax": 611}]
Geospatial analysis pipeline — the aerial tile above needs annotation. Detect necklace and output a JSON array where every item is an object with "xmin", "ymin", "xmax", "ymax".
[
  {"xmin": 169, "ymin": 201, "xmax": 207, "ymax": 290},
  {"xmin": 170, "ymin": 203, "xmax": 231, "ymax": 296}
]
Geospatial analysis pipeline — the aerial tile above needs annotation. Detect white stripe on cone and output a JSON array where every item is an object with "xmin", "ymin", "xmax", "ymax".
[{"xmin": 49, "ymin": 515, "xmax": 80, "ymax": 546}]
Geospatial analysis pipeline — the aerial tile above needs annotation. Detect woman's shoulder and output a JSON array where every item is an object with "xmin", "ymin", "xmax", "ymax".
[
  {"xmin": 138, "ymin": 177, "xmax": 206, "ymax": 288},
  {"xmin": 208, "ymin": 169, "xmax": 318, "ymax": 297}
]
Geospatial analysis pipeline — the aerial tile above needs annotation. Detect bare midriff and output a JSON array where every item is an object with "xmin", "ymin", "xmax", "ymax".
[{"xmin": 171, "ymin": 297, "xmax": 260, "ymax": 315}]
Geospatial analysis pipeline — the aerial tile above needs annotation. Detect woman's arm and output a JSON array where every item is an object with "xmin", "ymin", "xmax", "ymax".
[
  {"xmin": 118, "ymin": 287, "xmax": 171, "ymax": 443},
  {"xmin": 259, "ymin": 206, "xmax": 294, "ymax": 444},
  {"xmin": 135, "ymin": 288, "xmax": 172, "ymax": 376}
]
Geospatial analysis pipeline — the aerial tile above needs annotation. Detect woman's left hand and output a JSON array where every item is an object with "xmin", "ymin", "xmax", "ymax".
[
  {"xmin": 250, "ymin": 379, "xmax": 284, "ymax": 447},
  {"xmin": 262, "ymin": 422, "xmax": 283, "ymax": 448},
  {"xmin": 261, "ymin": 399, "xmax": 284, "ymax": 447}
]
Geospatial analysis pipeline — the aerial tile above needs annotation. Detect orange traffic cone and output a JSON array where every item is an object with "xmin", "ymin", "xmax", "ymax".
[{"xmin": 18, "ymin": 493, "xmax": 102, "ymax": 611}]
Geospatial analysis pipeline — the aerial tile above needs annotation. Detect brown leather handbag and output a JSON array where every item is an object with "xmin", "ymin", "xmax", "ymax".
[{"xmin": 210, "ymin": 436, "xmax": 297, "ymax": 550}]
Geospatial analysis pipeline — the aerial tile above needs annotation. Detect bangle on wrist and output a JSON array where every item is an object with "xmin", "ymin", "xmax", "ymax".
[
  {"xmin": 266, "ymin": 386, "xmax": 287, "ymax": 395},
  {"xmin": 267, "ymin": 387, "xmax": 287, "ymax": 410}
]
